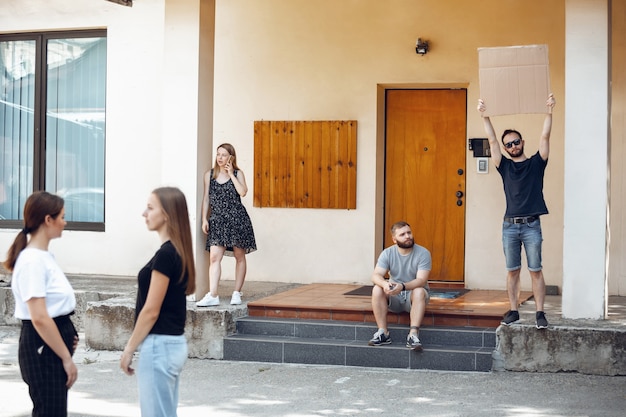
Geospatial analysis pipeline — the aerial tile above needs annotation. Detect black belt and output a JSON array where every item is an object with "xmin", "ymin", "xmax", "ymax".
[
  {"xmin": 504, "ymin": 216, "xmax": 538, "ymax": 224},
  {"xmin": 21, "ymin": 311, "xmax": 75, "ymax": 325}
]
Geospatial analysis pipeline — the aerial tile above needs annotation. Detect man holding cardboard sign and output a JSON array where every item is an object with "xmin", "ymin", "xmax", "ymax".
[{"xmin": 477, "ymin": 94, "xmax": 555, "ymax": 329}]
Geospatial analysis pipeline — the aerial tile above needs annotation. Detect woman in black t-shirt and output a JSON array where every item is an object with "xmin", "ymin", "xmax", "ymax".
[{"xmin": 120, "ymin": 187, "xmax": 196, "ymax": 417}]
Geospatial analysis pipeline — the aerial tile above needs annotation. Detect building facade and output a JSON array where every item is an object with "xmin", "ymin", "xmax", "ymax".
[{"xmin": 0, "ymin": 0, "xmax": 623, "ymax": 319}]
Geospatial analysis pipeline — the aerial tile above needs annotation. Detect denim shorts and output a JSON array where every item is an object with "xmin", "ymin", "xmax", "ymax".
[{"xmin": 502, "ymin": 218, "xmax": 543, "ymax": 272}]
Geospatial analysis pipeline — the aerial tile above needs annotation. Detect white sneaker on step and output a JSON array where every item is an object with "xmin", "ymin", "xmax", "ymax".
[
  {"xmin": 196, "ymin": 293, "xmax": 219, "ymax": 307},
  {"xmin": 186, "ymin": 294, "xmax": 196, "ymax": 302},
  {"xmin": 230, "ymin": 291, "xmax": 242, "ymax": 305}
]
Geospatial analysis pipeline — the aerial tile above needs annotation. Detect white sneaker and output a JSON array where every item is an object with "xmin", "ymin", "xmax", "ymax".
[
  {"xmin": 186, "ymin": 294, "xmax": 196, "ymax": 302},
  {"xmin": 230, "ymin": 291, "xmax": 242, "ymax": 305},
  {"xmin": 196, "ymin": 293, "xmax": 219, "ymax": 307}
]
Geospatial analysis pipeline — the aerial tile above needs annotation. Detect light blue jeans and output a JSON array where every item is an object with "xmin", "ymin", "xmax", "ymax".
[{"xmin": 137, "ymin": 334, "xmax": 188, "ymax": 417}]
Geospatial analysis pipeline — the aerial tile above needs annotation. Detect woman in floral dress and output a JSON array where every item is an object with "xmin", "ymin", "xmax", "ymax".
[{"xmin": 196, "ymin": 143, "xmax": 256, "ymax": 307}]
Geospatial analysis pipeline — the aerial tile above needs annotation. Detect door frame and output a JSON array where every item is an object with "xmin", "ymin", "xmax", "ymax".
[{"xmin": 374, "ymin": 83, "xmax": 469, "ymax": 282}]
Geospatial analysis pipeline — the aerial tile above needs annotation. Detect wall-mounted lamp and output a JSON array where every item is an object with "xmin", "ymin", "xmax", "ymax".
[
  {"xmin": 415, "ymin": 38, "xmax": 429, "ymax": 55},
  {"xmin": 106, "ymin": 0, "xmax": 133, "ymax": 7}
]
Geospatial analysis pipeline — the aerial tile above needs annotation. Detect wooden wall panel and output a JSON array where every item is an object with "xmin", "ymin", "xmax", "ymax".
[{"xmin": 254, "ymin": 120, "xmax": 357, "ymax": 209}]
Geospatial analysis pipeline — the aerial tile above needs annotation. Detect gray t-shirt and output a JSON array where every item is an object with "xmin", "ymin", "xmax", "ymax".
[{"xmin": 376, "ymin": 244, "xmax": 432, "ymax": 289}]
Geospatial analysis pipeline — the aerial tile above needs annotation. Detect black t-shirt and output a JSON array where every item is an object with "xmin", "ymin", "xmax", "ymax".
[
  {"xmin": 135, "ymin": 241, "xmax": 187, "ymax": 335},
  {"xmin": 497, "ymin": 151, "xmax": 549, "ymax": 218}
]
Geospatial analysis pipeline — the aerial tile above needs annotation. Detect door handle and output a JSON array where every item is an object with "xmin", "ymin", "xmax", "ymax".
[{"xmin": 456, "ymin": 191, "xmax": 464, "ymax": 198}]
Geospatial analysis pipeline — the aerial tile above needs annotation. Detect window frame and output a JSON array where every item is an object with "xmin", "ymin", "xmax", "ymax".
[{"xmin": 0, "ymin": 29, "xmax": 107, "ymax": 232}]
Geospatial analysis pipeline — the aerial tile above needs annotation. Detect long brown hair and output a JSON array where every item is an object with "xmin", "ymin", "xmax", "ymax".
[
  {"xmin": 152, "ymin": 187, "xmax": 196, "ymax": 294},
  {"xmin": 3, "ymin": 191, "xmax": 64, "ymax": 271},
  {"xmin": 212, "ymin": 143, "xmax": 241, "ymax": 179}
]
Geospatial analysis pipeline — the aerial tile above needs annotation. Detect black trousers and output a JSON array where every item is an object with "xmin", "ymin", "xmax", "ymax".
[{"xmin": 19, "ymin": 314, "xmax": 78, "ymax": 417}]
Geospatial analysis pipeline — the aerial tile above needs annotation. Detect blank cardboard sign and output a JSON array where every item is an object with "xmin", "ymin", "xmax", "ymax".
[{"xmin": 478, "ymin": 45, "xmax": 551, "ymax": 116}]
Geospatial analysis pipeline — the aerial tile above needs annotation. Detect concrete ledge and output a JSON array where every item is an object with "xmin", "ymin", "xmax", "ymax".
[
  {"xmin": 85, "ymin": 299, "xmax": 248, "ymax": 359},
  {"xmin": 184, "ymin": 305, "xmax": 249, "ymax": 359},
  {"xmin": 84, "ymin": 297, "xmax": 135, "ymax": 351},
  {"xmin": 1, "ymin": 274, "xmax": 301, "ymax": 360},
  {"xmin": 0, "ymin": 284, "xmax": 17, "ymax": 326},
  {"xmin": 495, "ymin": 324, "xmax": 626, "ymax": 376},
  {"xmin": 1, "ymin": 285, "xmax": 122, "ymax": 330},
  {"xmin": 3, "ymin": 283, "xmax": 269, "ymax": 360}
]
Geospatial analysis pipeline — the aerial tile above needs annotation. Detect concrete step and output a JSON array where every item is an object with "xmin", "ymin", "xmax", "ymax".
[{"xmin": 224, "ymin": 316, "xmax": 496, "ymax": 372}]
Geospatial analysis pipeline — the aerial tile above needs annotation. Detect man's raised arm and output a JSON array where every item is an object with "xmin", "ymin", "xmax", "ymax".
[
  {"xmin": 539, "ymin": 93, "xmax": 556, "ymax": 161},
  {"xmin": 477, "ymin": 99, "xmax": 502, "ymax": 167}
]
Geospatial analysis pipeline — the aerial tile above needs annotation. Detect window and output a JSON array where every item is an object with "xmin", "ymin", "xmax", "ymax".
[{"xmin": 0, "ymin": 30, "xmax": 106, "ymax": 231}]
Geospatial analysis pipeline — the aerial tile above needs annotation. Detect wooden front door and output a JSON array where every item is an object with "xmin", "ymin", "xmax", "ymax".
[{"xmin": 384, "ymin": 89, "xmax": 467, "ymax": 282}]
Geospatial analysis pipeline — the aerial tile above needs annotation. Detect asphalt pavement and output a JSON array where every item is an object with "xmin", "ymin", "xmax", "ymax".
[{"xmin": 1, "ymin": 326, "xmax": 625, "ymax": 417}]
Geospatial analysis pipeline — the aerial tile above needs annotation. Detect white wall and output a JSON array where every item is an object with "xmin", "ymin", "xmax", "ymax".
[
  {"xmin": 563, "ymin": 0, "xmax": 610, "ymax": 318},
  {"xmin": 211, "ymin": 0, "xmax": 567, "ymax": 289},
  {"xmin": 0, "ymin": 0, "xmax": 206, "ymax": 276}
]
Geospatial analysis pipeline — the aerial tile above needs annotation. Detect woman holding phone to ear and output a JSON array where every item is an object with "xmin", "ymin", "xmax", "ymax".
[{"xmin": 196, "ymin": 143, "xmax": 257, "ymax": 307}]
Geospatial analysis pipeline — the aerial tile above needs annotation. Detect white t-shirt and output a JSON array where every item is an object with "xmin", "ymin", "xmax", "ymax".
[{"xmin": 11, "ymin": 248, "xmax": 76, "ymax": 320}]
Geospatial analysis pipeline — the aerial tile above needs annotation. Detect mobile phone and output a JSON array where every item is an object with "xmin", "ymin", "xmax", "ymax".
[{"xmin": 227, "ymin": 156, "xmax": 233, "ymax": 165}]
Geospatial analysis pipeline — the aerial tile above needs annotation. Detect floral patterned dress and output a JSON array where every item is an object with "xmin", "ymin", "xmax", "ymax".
[{"xmin": 205, "ymin": 170, "xmax": 257, "ymax": 256}]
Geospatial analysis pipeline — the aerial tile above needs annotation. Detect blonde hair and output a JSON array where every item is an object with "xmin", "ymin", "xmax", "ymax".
[{"xmin": 212, "ymin": 143, "xmax": 240, "ymax": 179}]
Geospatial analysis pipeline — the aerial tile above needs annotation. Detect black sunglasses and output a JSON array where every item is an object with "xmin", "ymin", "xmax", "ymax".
[{"xmin": 504, "ymin": 138, "xmax": 522, "ymax": 148}]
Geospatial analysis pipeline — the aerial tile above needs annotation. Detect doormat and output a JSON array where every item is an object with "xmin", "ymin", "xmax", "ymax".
[{"xmin": 343, "ymin": 285, "xmax": 470, "ymax": 299}]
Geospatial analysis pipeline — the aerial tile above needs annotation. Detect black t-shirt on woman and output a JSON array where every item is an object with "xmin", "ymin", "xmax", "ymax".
[{"xmin": 135, "ymin": 241, "xmax": 187, "ymax": 335}]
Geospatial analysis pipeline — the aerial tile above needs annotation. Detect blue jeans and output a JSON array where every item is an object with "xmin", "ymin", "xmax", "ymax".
[
  {"xmin": 137, "ymin": 334, "xmax": 188, "ymax": 417},
  {"xmin": 502, "ymin": 218, "xmax": 543, "ymax": 272}
]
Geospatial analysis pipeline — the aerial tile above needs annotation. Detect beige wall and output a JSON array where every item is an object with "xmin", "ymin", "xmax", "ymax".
[
  {"xmin": 0, "ymin": 0, "xmax": 624, "ymax": 296},
  {"xmin": 212, "ymin": 0, "xmax": 568, "ymax": 291},
  {"xmin": 609, "ymin": 0, "xmax": 626, "ymax": 295}
]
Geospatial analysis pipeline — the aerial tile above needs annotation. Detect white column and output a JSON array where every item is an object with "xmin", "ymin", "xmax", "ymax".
[
  {"xmin": 562, "ymin": 0, "xmax": 610, "ymax": 318},
  {"xmin": 162, "ymin": 0, "xmax": 215, "ymax": 296}
]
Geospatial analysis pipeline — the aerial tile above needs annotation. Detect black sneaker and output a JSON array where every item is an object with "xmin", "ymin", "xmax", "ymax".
[
  {"xmin": 501, "ymin": 310, "xmax": 520, "ymax": 325},
  {"xmin": 536, "ymin": 311, "xmax": 548, "ymax": 329},
  {"xmin": 406, "ymin": 333, "xmax": 423, "ymax": 351},
  {"xmin": 368, "ymin": 329, "xmax": 391, "ymax": 346}
]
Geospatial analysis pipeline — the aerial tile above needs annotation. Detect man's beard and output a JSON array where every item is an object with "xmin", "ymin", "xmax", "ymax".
[
  {"xmin": 397, "ymin": 238, "xmax": 414, "ymax": 249},
  {"xmin": 507, "ymin": 145, "xmax": 524, "ymax": 157}
]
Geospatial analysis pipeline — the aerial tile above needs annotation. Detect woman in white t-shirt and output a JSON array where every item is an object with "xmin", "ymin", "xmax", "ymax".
[{"xmin": 3, "ymin": 191, "xmax": 78, "ymax": 417}]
